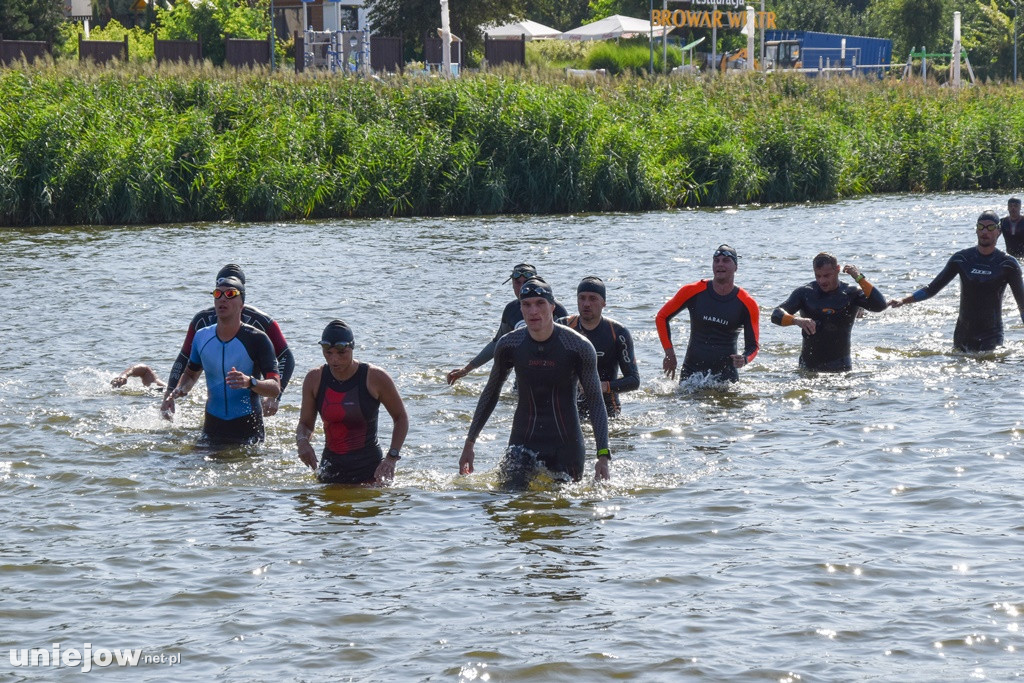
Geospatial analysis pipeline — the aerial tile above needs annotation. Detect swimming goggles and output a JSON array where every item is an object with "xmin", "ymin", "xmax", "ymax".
[
  {"xmin": 319, "ymin": 340, "xmax": 355, "ymax": 350},
  {"xmin": 713, "ymin": 249, "xmax": 739, "ymax": 260},
  {"xmin": 211, "ymin": 288, "xmax": 242, "ymax": 299},
  {"xmin": 976, "ymin": 223, "xmax": 1000, "ymax": 231}
]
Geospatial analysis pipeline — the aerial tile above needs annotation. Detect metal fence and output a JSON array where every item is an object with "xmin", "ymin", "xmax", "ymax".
[
  {"xmin": 484, "ymin": 37, "xmax": 525, "ymax": 67},
  {"xmin": 79, "ymin": 35, "xmax": 128, "ymax": 64},
  {"xmin": 224, "ymin": 38, "xmax": 270, "ymax": 68},
  {"xmin": 154, "ymin": 38, "xmax": 202, "ymax": 65},
  {"xmin": 0, "ymin": 36, "xmax": 51, "ymax": 65}
]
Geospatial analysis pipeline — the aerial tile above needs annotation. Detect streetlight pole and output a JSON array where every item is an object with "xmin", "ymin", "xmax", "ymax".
[
  {"xmin": 649, "ymin": 0, "xmax": 654, "ymax": 74},
  {"xmin": 1014, "ymin": 0, "xmax": 1019, "ymax": 83}
]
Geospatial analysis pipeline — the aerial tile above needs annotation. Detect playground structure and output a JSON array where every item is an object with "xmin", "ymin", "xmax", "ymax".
[
  {"xmin": 900, "ymin": 12, "xmax": 975, "ymax": 86},
  {"xmin": 302, "ymin": 27, "xmax": 370, "ymax": 73}
]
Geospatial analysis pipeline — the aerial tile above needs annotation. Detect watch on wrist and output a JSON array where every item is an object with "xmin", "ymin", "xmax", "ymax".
[
  {"xmin": 597, "ymin": 448, "xmax": 611, "ymax": 460},
  {"xmin": 249, "ymin": 375, "xmax": 258, "ymax": 388},
  {"xmin": 386, "ymin": 447, "xmax": 401, "ymax": 460}
]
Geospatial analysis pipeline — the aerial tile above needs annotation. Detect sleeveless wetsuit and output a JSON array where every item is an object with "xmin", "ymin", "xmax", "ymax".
[
  {"xmin": 467, "ymin": 325, "xmax": 609, "ymax": 483},
  {"xmin": 771, "ymin": 278, "xmax": 887, "ymax": 371},
  {"xmin": 314, "ymin": 363, "xmax": 383, "ymax": 484},
  {"xmin": 187, "ymin": 324, "xmax": 280, "ymax": 445},
  {"xmin": 168, "ymin": 304, "xmax": 295, "ymax": 396},
  {"xmin": 467, "ymin": 298, "xmax": 570, "ymax": 370},
  {"xmin": 915, "ymin": 247, "xmax": 1024, "ymax": 352},
  {"xmin": 1001, "ymin": 216, "xmax": 1024, "ymax": 258},
  {"xmin": 557, "ymin": 315, "xmax": 640, "ymax": 417},
  {"xmin": 655, "ymin": 280, "xmax": 760, "ymax": 382}
]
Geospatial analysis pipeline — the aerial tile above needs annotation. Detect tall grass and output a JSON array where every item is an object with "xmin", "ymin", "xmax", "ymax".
[{"xmin": 3, "ymin": 62, "xmax": 1024, "ymax": 226}]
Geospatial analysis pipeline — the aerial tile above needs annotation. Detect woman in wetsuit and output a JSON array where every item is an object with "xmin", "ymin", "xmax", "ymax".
[{"xmin": 296, "ymin": 320, "xmax": 409, "ymax": 484}]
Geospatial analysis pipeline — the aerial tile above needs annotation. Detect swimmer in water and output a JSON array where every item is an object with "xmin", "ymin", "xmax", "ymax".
[
  {"xmin": 889, "ymin": 211, "xmax": 1024, "ymax": 352},
  {"xmin": 167, "ymin": 276, "xmax": 281, "ymax": 446},
  {"xmin": 655, "ymin": 244, "xmax": 760, "ymax": 383},
  {"xmin": 459, "ymin": 278, "xmax": 611, "ymax": 486},
  {"xmin": 161, "ymin": 264, "xmax": 295, "ymax": 420},
  {"xmin": 771, "ymin": 252, "xmax": 888, "ymax": 372},
  {"xmin": 111, "ymin": 365, "xmax": 165, "ymax": 388},
  {"xmin": 556, "ymin": 276, "xmax": 639, "ymax": 417},
  {"xmin": 447, "ymin": 263, "xmax": 569, "ymax": 385},
  {"xmin": 295, "ymin": 320, "xmax": 409, "ymax": 485}
]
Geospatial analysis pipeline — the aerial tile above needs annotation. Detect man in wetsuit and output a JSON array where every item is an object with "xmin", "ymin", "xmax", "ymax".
[
  {"xmin": 890, "ymin": 210, "xmax": 1024, "ymax": 352},
  {"xmin": 459, "ymin": 278, "xmax": 611, "ymax": 485},
  {"xmin": 161, "ymin": 264, "xmax": 295, "ymax": 419},
  {"xmin": 168, "ymin": 276, "xmax": 281, "ymax": 446},
  {"xmin": 771, "ymin": 253, "xmax": 888, "ymax": 372},
  {"xmin": 655, "ymin": 244, "xmax": 760, "ymax": 383},
  {"xmin": 1000, "ymin": 197, "xmax": 1024, "ymax": 258},
  {"xmin": 556, "ymin": 276, "xmax": 639, "ymax": 417},
  {"xmin": 447, "ymin": 263, "xmax": 569, "ymax": 385}
]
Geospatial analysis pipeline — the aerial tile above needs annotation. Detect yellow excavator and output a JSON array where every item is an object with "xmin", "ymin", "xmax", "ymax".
[{"xmin": 719, "ymin": 40, "xmax": 802, "ymax": 72}]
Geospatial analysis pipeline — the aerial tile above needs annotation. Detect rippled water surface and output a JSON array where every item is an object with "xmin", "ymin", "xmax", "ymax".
[{"xmin": 2, "ymin": 193, "xmax": 1024, "ymax": 681}]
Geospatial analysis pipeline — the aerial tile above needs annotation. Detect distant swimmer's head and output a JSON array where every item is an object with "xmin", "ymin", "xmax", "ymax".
[
  {"xmin": 1010, "ymin": 197, "xmax": 1021, "ymax": 207},
  {"xmin": 320, "ymin": 319, "xmax": 355, "ymax": 351},
  {"xmin": 214, "ymin": 276, "xmax": 245, "ymax": 302},
  {"xmin": 217, "ymin": 263, "xmax": 245, "ymax": 284},
  {"xmin": 504, "ymin": 262, "xmax": 538, "ymax": 284},
  {"xmin": 577, "ymin": 276, "xmax": 606, "ymax": 301},
  {"xmin": 518, "ymin": 277, "xmax": 555, "ymax": 304}
]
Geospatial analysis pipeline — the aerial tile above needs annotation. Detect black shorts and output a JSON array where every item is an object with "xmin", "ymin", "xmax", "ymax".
[
  {"xmin": 317, "ymin": 445, "xmax": 383, "ymax": 484},
  {"xmin": 200, "ymin": 412, "xmax": 264, "ymax": 446},
  {"xmin": 498, "ymin": 443, "xmax": 585, "ymax": 489}
]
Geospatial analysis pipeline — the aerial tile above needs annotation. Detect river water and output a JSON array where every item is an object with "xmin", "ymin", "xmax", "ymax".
[{"xmin": 2, "ymin": 192, "xmax": 1023, "ymax": 681}]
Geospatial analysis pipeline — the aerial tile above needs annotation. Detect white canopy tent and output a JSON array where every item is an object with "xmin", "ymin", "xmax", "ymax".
[
  {"xmin": 560, "ymin": 14, "xmax": 669, "ymax": 41},
  {"xmin": 484, "ymin": 19, "xmax": 562, "ymax": 40}
]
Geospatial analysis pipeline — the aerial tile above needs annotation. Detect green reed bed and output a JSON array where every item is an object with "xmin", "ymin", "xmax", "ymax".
[{"xmin": 2, "ymin": 62, "xmax": 1024, "ymax": 226}]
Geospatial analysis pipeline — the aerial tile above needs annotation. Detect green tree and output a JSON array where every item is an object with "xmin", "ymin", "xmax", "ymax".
[
  {"xmin": 587, "ymin": 0, "xmax": 647, "ymax": 22},
  {"xmin": 156, "ymin": 0, "xmax": 270, "ymax": 65},
  {"xmin": 0, "ymin": 0, "xmax": 67, "ymax": 43},
  {"xmin": 772, "ymin": 0, "xmax": 868, "ymax": 34},
  {"xmin": 960, "ymin": 0, "xmax": 1015, "ymax": 80},
  {"xmin": 522, "ymin": 0, "xmax": 590, "ymax": 31},
  {"xmin": 864, "ymin": 0, "xmax": 949, "ymax": 59}
]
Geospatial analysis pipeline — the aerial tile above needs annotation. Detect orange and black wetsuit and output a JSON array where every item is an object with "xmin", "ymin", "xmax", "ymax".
[
  {"xmin": 770, "ymin": 277, "xmax": 887, "ymax": 372},
  {"xmin": 557, "ymin": 315, "xmax": 639, "ymax": 417},
  {"xmin": 655, "ymin": 280, "xmax": 760, "ymax": 382}
]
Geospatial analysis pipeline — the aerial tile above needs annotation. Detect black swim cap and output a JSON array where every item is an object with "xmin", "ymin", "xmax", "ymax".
[
  {"xmin": 518, "ymin": 278, "xmax": 555, "ymax": 304},
  {"xmin": 503, "ymin": 262, "xmax": 538, "ymax": 284},
  {"xmin": 217, "ymin": 263, "xmax": 245, "ymax": 284},
  {"xmin": 577, "ymin": 276, "xmax": 606, "ymax": 301},
  {"xmin": 1010, "ymin": 197, "xmax": 1021, "ymax": 206},
  {"xmin": 714, "ymin": 244, "xmax": 739, "ymax": 265},
  {"xmin": 320, "ymin": 319, "xmax": 355, "ymax": 347},
  {"xmin": 215, "ymin": 276, "xmax": 245, "ymax": 301},
  {"xmin": 978, "ymin": 210, "xmax": 1000, "ymax": 225}
]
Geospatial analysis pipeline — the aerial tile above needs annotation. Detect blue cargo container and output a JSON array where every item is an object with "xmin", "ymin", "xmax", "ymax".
[{"xmin": 763, "ymin": 30, "xmax": 892, "ymax": 76}]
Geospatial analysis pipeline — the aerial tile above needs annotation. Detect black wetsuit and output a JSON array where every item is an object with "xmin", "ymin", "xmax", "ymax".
[
  {"xmin": 770, "ymin": 278, "xmax": 887, "ymax": 372},
  {"xmin": 467, "ymin": 324, "xmax": 609, "ymax": 483},
  {"xmin": 187, "ymin": 324, "xmax": 280, "ymax": 445},
  {"xmin": 315, "ymin": 363, "xmax": 383, "ymax": 484},
  {"xmin": 167, "ymin": 305, "xmax": 295, "ymax": 396},
  {"xmin": 915, "ymin": 247, "xmax": 1024, "ymax": 351},
  {"xmin": 1001, "ymin": 216, "xmax": 1024, "ymax": 258},
  {"xmin": 557, "ymin": 315, "xmax": 640, "ymax": 417},
  {"xmin": 467, "ymin": 298, "xmax": 570, "ymax": 370},
  {"xmin": 655, "ymin": 280, "xmax": 760, "ymax": 382}
]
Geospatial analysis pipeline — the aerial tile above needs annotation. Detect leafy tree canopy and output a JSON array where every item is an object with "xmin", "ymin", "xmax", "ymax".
[{"xmin": 0, "ymin": 0, "xmax": 67, "ymax": 43}]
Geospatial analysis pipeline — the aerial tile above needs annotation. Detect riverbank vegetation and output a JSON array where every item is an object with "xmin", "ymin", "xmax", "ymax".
[{"xmin": 2, "ymin": 63, "xmax": 1024, "ymax": 226}]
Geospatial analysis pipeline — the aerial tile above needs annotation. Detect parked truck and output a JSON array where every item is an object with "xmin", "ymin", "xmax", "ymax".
[
  {"xmin": 720, "ymin": 31, "xmax": 892, "ymax": 76},
  {"xmin": 763, "ymin": 30, "xmax": 892, "ymax": 76}
]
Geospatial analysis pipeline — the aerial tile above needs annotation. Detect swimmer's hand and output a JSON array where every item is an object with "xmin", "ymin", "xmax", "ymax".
[
  {"xmin": 297, "ymin": 438, "xmax": 317, "ymax": 470},
  {"xmin": 374, "ymin": 455, "xmax": 397, "ymax": 485},
  {"xmin": 160, "ymin": 394, "xmax": 176, "ymax": 420},
  {"xmin": 662, "ymin": 348, "xmax": 677, "ymax": 379},
  {"xmin": 459, "ymin": 442, "xmax": 475, "ymax": 475},
  {"xmin": 111, "ymin": 376, "xmax": 128, "ymax": 388},
  {"xmin": 226, "ymin": 367, "xmax": 249, "ymax": 390},
  {"xmin": 730, "ymin": 354, "xmax": 748, "ymax": 369},
  {"xmin": 262, "ymin": 396, "xmax": 280, "ymax": 416},
  {"xmin": 888, "ymin": 298, "xmax": 906, "ymax": 308},
  {"xmin": 447, "ymin": 366, "xmax": 470, "ymax": 385},
  {"xmin": 794, "ymin": 317, "xmax": 817, "ymax": 335},
  {"xmin": 842, "ymin": 264, "xmax": 861, "ymax": 281},
  {"xmin": 594, "ymin": 456, "xmax": 610, "ymax": 481}
]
